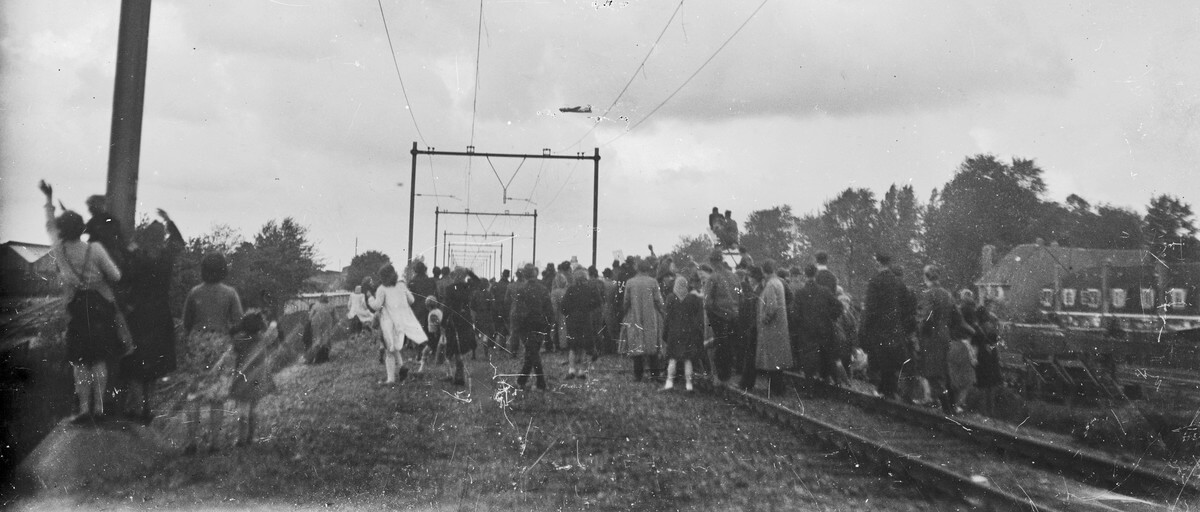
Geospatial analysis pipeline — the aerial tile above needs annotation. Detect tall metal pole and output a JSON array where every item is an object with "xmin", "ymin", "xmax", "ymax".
[
  {"xmin": 407, "ymin": 142, "xmax": 418, "ymax": 263},
  {"xmin": 432, "ymin": 207, "xmax": 440, "ymax": 267},
  {"xmin": 510, "ymin": 232, "xmax": 515, "ymax": 272},
  {"xmin": 532, "ymin": 210, "xmax": 538, "ymax": 266},
  {"xmin": 106, "ymin": 0, "xmax": 153, "ymax": 241},
  {"xmin": 442, "ymin": 230, "xmax": 448, "ymax": 269},
  {"xmin": 498, "ymin": 242, "xmax": 503, "ymax": 279},
  {"xmin": 592, "ymin": 147, "xmax": 600, "ymax": 268}
]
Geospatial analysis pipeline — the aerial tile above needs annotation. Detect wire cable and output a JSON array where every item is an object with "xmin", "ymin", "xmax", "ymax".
[
  {"xmin": 559, "ymin": 0, "xmax": 686, "ymax": 153},
  {"xmin": 467, "ymin": 0, "xmax": 485, "ymax": 208},
  {"xmin": 600, "ymin": 0, "xmax": 769, "ymax": 147},
  {"xmin": 376, "ymin": 0, "xmax": 427, "ymax": 146}
]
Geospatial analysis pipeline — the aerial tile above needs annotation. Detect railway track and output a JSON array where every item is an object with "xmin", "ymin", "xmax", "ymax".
[{"xmin": 716, "ymin": 373, "xmax": 1193, "ymax": 511}]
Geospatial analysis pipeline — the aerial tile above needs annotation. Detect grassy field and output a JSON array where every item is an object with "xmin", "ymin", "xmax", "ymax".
[{"xmin": 13, "ymin": 334, "xmax": 961, "ymax": 511}]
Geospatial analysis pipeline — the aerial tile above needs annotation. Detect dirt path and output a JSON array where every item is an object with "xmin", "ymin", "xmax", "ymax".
[{"xmin": 14, "ymin": 336, "xmax": 961, "ymax": 511}]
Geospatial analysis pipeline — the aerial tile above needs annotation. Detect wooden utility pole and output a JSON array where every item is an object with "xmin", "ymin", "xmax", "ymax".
[{"xmin": 106, "ymin": 0, "xmax": 153, "ymax": 240}]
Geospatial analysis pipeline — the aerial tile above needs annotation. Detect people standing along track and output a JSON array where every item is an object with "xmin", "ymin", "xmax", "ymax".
[
  {"xmin": 917, "ymin": 264, "xmax": 969, "ymax": 413},
  {"xmin": 702, "ymin": 250, "xmax": 740, "ymax": 384},
  {"xmin": 439, "ymin": 268, "xmax": 476, "ymax": 386},
  {"xmin": 662, "ymin": 270, "xmax": 704, "ymax": 392},
  {"xmin": 621, "ymin": 258, "xmax": 665, "ymax": 382},
  {"xmin": 560, "ymin": 268, "xmax": 600, "ymax": 380},
  {"xmin": 753, "ymin": 260, "xmax": 791, "ymax": 394},
  {"xmin": 120, "ymin": 208, "xmax": 184, "ymax": 424},
  {"xmin": 370, "ymin": 263, "xmax": 427, "ymax": 385},
  {"xmin": 795, "ymin": 264, "xmax": 845, "ymax": 386},
  {"xmin": 511, "ymin": 264, "xmax": 554, "ymax": 391},
  {"xmin": 859, "ymin": 253, "xmax": 916, "ymax": 400},
  {"xmin": 41, "ymin": 181, "xmax": 124, "ymax": 423}
]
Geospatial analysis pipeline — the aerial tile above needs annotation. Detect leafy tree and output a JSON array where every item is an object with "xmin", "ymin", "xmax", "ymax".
[
  {"xmin": 227, "ymin": 218, "xmax": 321, "ymax": 313},
  {"xmin": 1145, "ymin": 194, "xmax": 1199, "ymax": 261},
  {"xmin": 818, "ymin": 188, "xmax": 879, "ymax": 296},
  {"xmin": 740, "ymin": 206, "xmax": 802, "ymax": 267},
  {"xmin": 343, "ymin": 250, "xmax": 391, "ymax": 291},
  {"xmin": 924, "ymin": 155, "xmax": 1053, "ymax": 290},
  {"xmin": 669, "ymin": 233, "xmax": 715, "ymax": 268}
]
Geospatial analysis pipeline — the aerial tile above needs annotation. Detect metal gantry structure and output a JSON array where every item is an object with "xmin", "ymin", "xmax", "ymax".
[
  {"xmin": 433, "ymin": 208, "xmax": 535, "ymax": 268},
  {"xmin": 438, "ymin": 231, "xmax": 515, "ymax": 272},
  {"xmin": 443, "ymin": 242, "xmax": 503, "ymax": 278},
  {"xmin": 407, "ymin": 142, "xmax": 601, "ymax": 267}
]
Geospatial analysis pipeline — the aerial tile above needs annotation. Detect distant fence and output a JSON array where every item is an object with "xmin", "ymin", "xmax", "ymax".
[{"xmin": 283, "ymin": 292, "xmax": 352, "ymax": 315}]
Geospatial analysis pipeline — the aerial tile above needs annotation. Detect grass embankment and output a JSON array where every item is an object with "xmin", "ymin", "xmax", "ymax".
[{"xmin": 16, "ymin": 335, "xmax": 958, "ymax": 511}]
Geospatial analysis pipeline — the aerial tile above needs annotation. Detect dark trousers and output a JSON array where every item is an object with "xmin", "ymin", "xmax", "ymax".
[
  {"xmin": 738, "ymin": 329, "xmax": 758, "ymax": 390},
  {"xmin": 868, "ymin": 344, "xmax": 905, "ymax": 398},
  {"xmin": 516, "ymin": 330, "xmax": 546, "ymax": 389},
  {"xmin": 710, "ymin": 314, "xmax": 738, "ymax": 382},
  {"xmin": 631, "ymin": 354, "xmax": 661, "ymax": 381}
]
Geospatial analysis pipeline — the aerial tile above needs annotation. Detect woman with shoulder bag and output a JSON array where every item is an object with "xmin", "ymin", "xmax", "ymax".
[{"xmin": 41, "ymin": 181, "xmax": 124, "ymax": 423}]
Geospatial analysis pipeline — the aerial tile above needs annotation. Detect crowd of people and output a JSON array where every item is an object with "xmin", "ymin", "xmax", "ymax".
[
  {"xmin": 41, "ymin": 178, "xmax": 1006, "ymax": 457},
  {"xmin": 341, "ymin": 241, "xmax": 1003, "ymax": 414}
]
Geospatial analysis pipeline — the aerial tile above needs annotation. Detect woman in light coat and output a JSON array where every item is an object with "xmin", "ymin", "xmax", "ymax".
[
  {"xmin": 756, "ymin": 259, "xmax": 792, "ymax": 393},
  {"xmin": 620, "ymin": 258, "xmax": 664, "ymax": 382},
  {"xmin": 370, "ymin": 263, "xmax": 428, "ymax": 385}
]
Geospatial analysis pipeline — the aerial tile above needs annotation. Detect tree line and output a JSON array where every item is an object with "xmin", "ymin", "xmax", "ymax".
[
  {"xmin": 672, "ymin": 154, "xmax": 1198, "ymax": 299},
  {"xmin": 141, "ymin": 217, "xmax": 322, "ymax": 318}
]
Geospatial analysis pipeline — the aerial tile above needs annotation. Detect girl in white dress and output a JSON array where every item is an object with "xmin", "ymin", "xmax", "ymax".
[{"xmin": 369, "ymin": 264, "xmax": 428, "ymax": 384}]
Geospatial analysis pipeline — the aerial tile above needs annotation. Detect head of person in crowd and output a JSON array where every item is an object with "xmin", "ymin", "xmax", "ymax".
[
  {"xmin": 500, "ymin": 269, "xmax": 510, "ymax": 282},
  {"xmin": 875, "ymin": 252, "xmax": 892, "ymax": 269},
  {"xmin": 379, "ymin": 263, "xmax": 400, "ymax": 287},
  {"xmin": 425, "ymin": 295, "xmax": 439, "ymax": 309},
  {"xmin": 776, "ymin": 269, "xmax": 788, "ymax": 280},
  {"xmin": 230, "ymin": 310, "xmax": 267, "ymax": 339},
  {"xmin": 672, "ymin": 269, "xmax": 690, "ymax": 300},
  {"xmin": 572, "ymin": 268, "xmax": 588, "ymax": 284},
  {"xmin": 440, "ymin": 266, "xmax": 451, "ymax": 279},
  {"xmin": 360, "ymin": 276, "xmax": 374, "ymax": 294},
  {"xmin": 558, "ymin": 260, "xmax": 572, "ymax": 273},
  {"xmin": 354, "ymin": 285, "xmax": 363, "ymax": 294},
  {"xmin": 923, "ymin": 264, "xmax": 940, "ymax": 286},
  {"xmin": 55, "ymin": 210, "xmax": 86, "ymax": 241},
  {"xmin": 760, "ymin": 259, "xmax": 777, "ymax": 277},
  {"xmin": 522, "ymin": 263, "xmax": 539, "ymax": 280},
  {"xmin": 85, "ymin": 194, "xmax": 108, "ymax": 217},
  {"xmin": 815, "ymin": 251, "xmax": 830, "ymax": 266},
  {"xmin": 687, "ymin": 270, "xmax": 703, "ymax": 293},
  {"xmin": 412, "ymin": 259, "xmax": 428, "ymax": 277},
  {"xmin": 450, "ymin": 266, "xmax": 469, "ymax": 283},
  {"xmin": 804, "ymin": 264, "xmax": 818, "ymax": 280},
  {"xmin": 432, "ymin": 266, "xmax": 442, "ymax": 280},
  {"xmin": 588, "ymin": 265, "xmax": 599, "ymax": 279},
  {"xmin": 201, "ymin": 252, "xmax": 229, "ymax": 284},
  {"xmin": 958, "ymin": 288, "xmax": 975, "ymax": 303},
  {"xmin": 132, "ymin": 220, "xmax": 167, "ymax": 257},
  {"xmin": 789, "ymin": 266, "xmax": 803, "ymax": 279},
  {"xmin": 697, "ymin": 263, "xmax": 713, "ymax": 281},
  {"xmin": 635, "ymin": 257, "xmax": 653, "ymax": 276},
  {"xmin": 724, "ymin": 210, "xmax": 733, "ymax": 220},
  {"xmin": 748, "ymin": 265, "xmax": 764, "ymax": 284},
  {"xmin": 602, "ymin": 268, "xmax": 612, "ymax": 279}
]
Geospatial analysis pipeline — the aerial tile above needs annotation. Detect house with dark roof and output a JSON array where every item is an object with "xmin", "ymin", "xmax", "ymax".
[
  {"xmin": 974, "ymin": 240, "xmax": 1149, "ymax": 321},
  {"xmin": 1, "ymin": 241, "xmax": 57, "ymax": 296}
]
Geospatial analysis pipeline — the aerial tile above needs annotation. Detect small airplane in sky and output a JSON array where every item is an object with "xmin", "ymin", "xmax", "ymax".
[{"xmin": 558, "ymin": 105, "xmax": 593, "ymax": 113}]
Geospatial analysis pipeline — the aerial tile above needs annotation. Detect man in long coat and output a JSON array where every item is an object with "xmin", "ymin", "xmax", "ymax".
[
  {"xmin": 918, "ymin": 265, "xmax": 960, "ymax": 412},
  {"xmin": 795, "ymin": 264, "xmax": 844, "ymax": 384},
  {"xmin": 620, "ymin": 258, "xmax": 664, "ymax": 381},
  {"xmin": 755, "ymin": 260, "xmax": 792, "ymax": 392},
  {"xmin": 859, "ymin": 253, "xmax": 916, "ymax": 400}
]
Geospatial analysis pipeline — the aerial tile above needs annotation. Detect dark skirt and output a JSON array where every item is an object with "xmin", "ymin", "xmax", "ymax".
[
  {"xmin": 564, "ymin": 313, "xmax": 596, "ymax": 352},
  {"xmin": 441, "ymin": 318, "xmax": 477, "ymax": 357},
  {"xmin": 973, "ymin": 342, "xmax": 1004, "ymax": 388},
  {"xmin": 65, "ymin": 290, "xmax": 123, "ymax": 365},
  {"xmin": 122, "ymin": 301, "xmax": 177, "ymax": 381}
]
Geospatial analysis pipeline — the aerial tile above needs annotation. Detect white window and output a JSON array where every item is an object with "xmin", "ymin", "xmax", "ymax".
[
  {"xmin": 1040, "ymin": 289, "xmax": 1054, "ymax": 308},
  {"xmin": 1111, "ymin": 288, "xmax": 1127, "ymax": 309},
  {"xmin": 1169, "ymin": 288, "xmax": 1188, "ymax": 310},
  {"xmin": 1081, "ymin": 289, "xmax": 1101, "ymax": 309},
  {"xmin": 1062, "ymin": 289, "xmax": 1077, "ymax": 307},
  {"xmin": 1141, "ymin": 288, "xmax": 1156, "ymax": 309}
]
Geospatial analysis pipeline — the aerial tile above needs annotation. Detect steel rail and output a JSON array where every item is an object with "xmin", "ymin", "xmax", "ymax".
[
  {"xmin": 781, "ymin": 371, "xmax": 1199, "ymax": 502},
  {"xmin": 715, "ymin": 383, "xmax": 1065, "ymax": 512}
]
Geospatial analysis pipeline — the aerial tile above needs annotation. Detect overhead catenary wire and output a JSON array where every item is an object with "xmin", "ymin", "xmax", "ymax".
[
  {"xmin": 467, "ymin": 0, "xmax": 485, "ymax": 209},
  {"xmin": 559, "ymin": 0, "xmax": 686, "ymax": 153},
  {"xmin": 376, "ymin": 0, "xmax": 427, "ymax": 146},
  {"xmin": 600, "ymin": 0, "xmax": 770, "ymax": 148}
]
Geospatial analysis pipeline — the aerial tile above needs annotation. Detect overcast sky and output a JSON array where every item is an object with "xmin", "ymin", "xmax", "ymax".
[{"xmin": 2, "ymin": 1, "xmax": 1197, "ymax": 274}]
